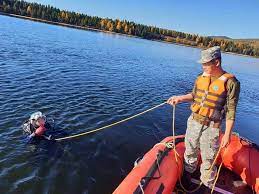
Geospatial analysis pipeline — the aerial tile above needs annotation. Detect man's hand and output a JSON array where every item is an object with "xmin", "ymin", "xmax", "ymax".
[
  {"xmin": 167, "ymin": 93, "xmax": 193, "ymax": 106},
  {"xmin": 221, "ymin": 133, "xmax": 231, "ymax": 148},
  {"xmin": 221, "ymin": 120, "xmax": 235, "ymax": 148},
  {"xmin": 167, "ymin": 96, "xmax": 183, "ymax": 106}
]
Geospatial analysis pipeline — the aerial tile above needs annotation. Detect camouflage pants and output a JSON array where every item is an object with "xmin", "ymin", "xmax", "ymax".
[{"xmin": 184, "ymin": 114, "xmax": 220, "ymax": 187}]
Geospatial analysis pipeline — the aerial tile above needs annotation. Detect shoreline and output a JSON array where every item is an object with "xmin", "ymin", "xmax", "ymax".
[{"xmin": 1, "ymin": 12, "xmax": 258, "ymax": 59}]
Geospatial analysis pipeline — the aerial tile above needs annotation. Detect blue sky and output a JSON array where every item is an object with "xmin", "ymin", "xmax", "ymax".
[{"xmin": 26, "ymin": 0, "xmax": 259, "ymax": 39}]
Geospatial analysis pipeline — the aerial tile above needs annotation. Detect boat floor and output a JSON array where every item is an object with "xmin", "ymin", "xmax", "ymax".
[{"xmin": 174, "ymin": 167, "xmax": 254, "ymax": 194}]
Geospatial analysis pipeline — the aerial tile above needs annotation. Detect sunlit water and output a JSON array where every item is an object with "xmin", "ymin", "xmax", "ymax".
[{"xmin": 0, "ymin": 15, "xmax": 259, "ymax": 194}]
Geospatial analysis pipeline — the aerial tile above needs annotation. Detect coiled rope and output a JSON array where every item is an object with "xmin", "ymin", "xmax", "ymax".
[{"xmin": 55, "ymin": 102, "xmax": 166, "ymax": 141}]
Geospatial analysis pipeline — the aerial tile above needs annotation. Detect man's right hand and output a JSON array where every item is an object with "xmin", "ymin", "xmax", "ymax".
[{"xmin": 167, "ymin": 96, "xmax": 183, "ymax": 106}]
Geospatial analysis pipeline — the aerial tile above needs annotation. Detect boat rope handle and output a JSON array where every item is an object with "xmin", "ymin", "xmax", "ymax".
[
  {"xmin": 138, "ymin": 182, "xmax": 145, "ymax": 194},
  {"xmin": 54, "ymin": 102, "xmax": 167, "ymax": 141}
]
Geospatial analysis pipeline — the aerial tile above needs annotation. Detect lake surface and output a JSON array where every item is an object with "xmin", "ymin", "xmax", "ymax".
[{"xmin": 0, "ymin": 14, "xmax": 259, "ymax": 194}]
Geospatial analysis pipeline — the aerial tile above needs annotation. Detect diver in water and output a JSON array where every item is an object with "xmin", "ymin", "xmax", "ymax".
[{"xmin": 23, "ymin": 111, "xmax": 52, "ymax": 141}]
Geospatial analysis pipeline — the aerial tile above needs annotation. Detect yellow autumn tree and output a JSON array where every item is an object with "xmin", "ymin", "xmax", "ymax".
[
  {"xmin": 61, "ymin": 11, "xmax": 66, "ymax": 19},
  {"xmin": 176, "ymin": 36, "xmax": 181, "ymax": 43},
  {"xmin": 109, "ymin": 23, "xmax": 114, "ymax": 32},
  {"xmin": 121, "ymin": 21, "xmax": 127, "ymax": 28},
  {"xmin": 65, "ymin": 13, "xmax": 69, "ymax": 23},
  {"xmin": 100, "ymin": 19, "xmax": 107, "ymax": 30},
  {"xmin": 106, "ymin": 20, "xmax": 112, "ymax": 30},
  {"xmin": 27, "ymin": 5, "xmax": 32, "ymax": 16},
  {"xmin": 116, "ymin": 21, "xmax": 122, "ymax": 32},
  {"xmin": 124, "ymin": 24, "xmax": 128, "ymax": 34},
  {"xmin": 151, "ymin": 27, "xmax": 155, "ymax": 33}
]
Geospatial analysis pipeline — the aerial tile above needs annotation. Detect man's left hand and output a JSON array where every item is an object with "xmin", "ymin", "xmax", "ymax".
[{"xmin": 221, "ymin": 133, "xmax": 231, "ymax": 148}]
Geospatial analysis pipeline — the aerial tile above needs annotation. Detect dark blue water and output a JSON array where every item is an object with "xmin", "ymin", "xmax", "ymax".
[{"xmin": 0, "ymin": 14, "xmax": 259, "ymax": 194}]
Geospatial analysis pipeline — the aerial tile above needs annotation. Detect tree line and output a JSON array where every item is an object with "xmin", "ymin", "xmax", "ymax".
[{"xmin": 1, "ymin": 0, "xmax": 259, "ymax": 57}]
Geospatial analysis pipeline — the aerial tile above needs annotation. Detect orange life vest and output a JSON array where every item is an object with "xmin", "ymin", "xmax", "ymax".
[{"xmin": 191, "ymin": 72, "xmax": 234, "ymax": 120}]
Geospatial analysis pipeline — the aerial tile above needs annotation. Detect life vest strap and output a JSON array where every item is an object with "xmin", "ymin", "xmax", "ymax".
[
  {"xmin": 194, "ymin": 95, "xmax": 225, "ymax": 105},
  {"xmin": 193, "ymin": 100, "xmax": 223, "ymax": 111},
  {"xmin": 196, "ymin": 88, "xmax": 227, "ymax": 99}
]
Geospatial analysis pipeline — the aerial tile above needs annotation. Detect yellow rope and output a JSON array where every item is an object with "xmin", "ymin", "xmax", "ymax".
[
  {"xmin": 172, "ymin": 105, "xmax": 179, "ymax": 163},
  {"xmin": 210, "ymin": 147, "xmax": 226, "ymax": 193},
  {"xmin": 178, "ymin": 167, "xmax": 203, "ymax": 193},
  {"xmin": 211, "ymin": 162, "xmax": 223, "ymax": 193},
  {"xmin": 55, "ymin": 102, "xmax": 166, "ymax": 141}
]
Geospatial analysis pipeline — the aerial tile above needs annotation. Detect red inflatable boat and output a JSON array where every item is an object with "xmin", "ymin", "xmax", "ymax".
[{"xmin": 113, "ymin": 134, "xmax": 259, "ymax": 194}]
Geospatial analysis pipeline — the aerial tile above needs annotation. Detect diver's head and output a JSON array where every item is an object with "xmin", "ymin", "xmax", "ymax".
[{"xmin": 30, "ymin": 111, "xmax": 46, "ymax": 127}]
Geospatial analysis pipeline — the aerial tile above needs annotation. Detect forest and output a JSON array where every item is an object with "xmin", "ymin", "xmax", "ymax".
[{"xmin": 1, "ymin": 0, "xmax": 259, "ymax": 57}]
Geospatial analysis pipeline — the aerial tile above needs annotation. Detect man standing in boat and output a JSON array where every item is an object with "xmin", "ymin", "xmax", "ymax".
[{"xmin": 167, "ymin": 46, "xmax": 240, "ymax": 188}]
